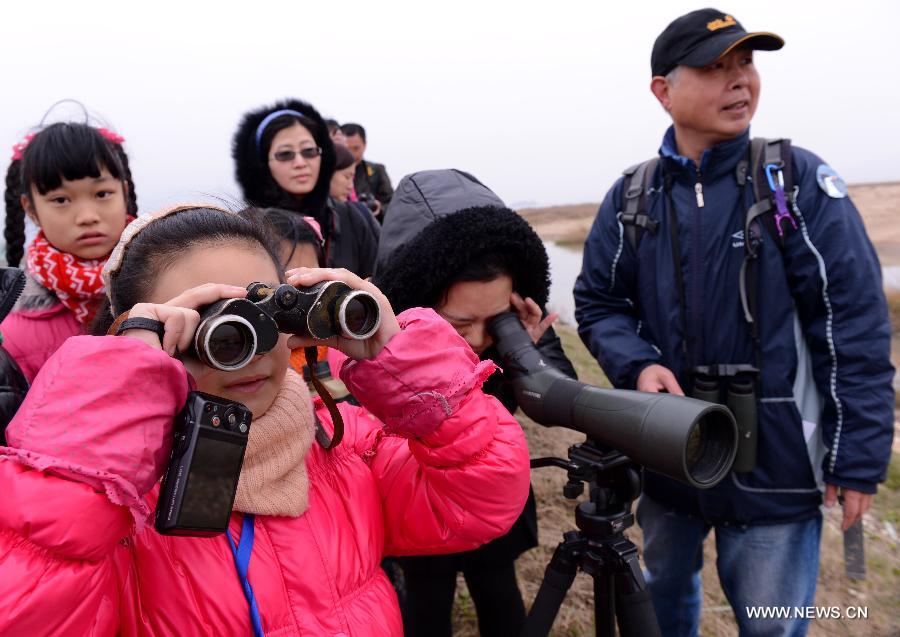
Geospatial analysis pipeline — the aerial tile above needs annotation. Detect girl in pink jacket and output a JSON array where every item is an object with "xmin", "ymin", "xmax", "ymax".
[
  {"xmin": 1, "ymin": 122, "xmax": 137, "ymax": 382},
  {"xmin": 0, "ymin": 205, "xmax": 531, "ymax": 636}
]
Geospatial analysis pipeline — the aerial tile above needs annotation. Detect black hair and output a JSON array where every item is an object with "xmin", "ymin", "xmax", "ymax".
[
  {"xmin": 375, "ymin": 206, "xmax": 550, "ymax": 314},
  {"xmin": 334, "ymin": 144, "xmax": 355, "ymax": 171},
  {"xmin": 232, "ymin": 99, "xmax": 336, "ymax": 223},
  {"xmin": 256, "ymin": 207, "xmax": 325, "ymax": 268},
  {"xmin": 339, "ymin": 123, "xmax": 366, "ymax": 142},
  {"xmin": 325, "ymin": 119, "xmax": 341, "ymax": 134},
  {"xmin": 4, "ymin": 122, "xmax": 138, "ymax": 267},
  {"xmin": 90, "ymin": 207, "xmax": 282, "ymax": 335}
]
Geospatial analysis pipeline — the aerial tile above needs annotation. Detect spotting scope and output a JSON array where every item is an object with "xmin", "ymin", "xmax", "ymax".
[{"xmin": 488, "ymin": 313, "xmax": 737, "ymax": 488}]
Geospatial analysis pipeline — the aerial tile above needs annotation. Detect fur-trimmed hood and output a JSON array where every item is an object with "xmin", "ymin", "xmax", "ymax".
[
  {"xmin": 231, "ymin": 98, "xmax": 335, "ymax": 220},
  {"xmin": 12, "ymin": 271, "xmax": 57, "ymax": 313},
  {"xmin": 373, "ymin": 169, "xmax": 550, "ymax": 313}
]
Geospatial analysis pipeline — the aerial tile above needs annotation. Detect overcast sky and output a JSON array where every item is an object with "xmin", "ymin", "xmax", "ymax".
[{"xmin": 1, "ymin": 0, "xmax": 898, "ymax": 211}]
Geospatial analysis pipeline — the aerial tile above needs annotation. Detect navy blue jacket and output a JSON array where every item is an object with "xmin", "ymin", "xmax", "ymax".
[{"xmin": 574, "ymin": 127, "xmax": 894, "ymax": 524}]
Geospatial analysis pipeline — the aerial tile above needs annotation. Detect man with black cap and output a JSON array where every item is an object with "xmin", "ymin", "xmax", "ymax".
[{"xmin": 575, "ymin": 8, "xmax": 894, "ymax": 637}]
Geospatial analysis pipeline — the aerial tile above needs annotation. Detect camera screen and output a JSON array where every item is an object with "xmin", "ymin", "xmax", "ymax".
[{"xmin": 179, "ymin": 435, "xmax": 244, "ymax": 529}]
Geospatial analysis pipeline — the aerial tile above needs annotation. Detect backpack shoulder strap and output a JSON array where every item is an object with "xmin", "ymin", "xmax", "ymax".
[
  {"xmin": 620, "ymin": 158, "xmax": 660, "ymax": 252},
  {"xmin": 745, "ymin": 138, "xmax": 794, "ymax": 251}
]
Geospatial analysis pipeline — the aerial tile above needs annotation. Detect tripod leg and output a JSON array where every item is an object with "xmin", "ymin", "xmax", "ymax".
[
  {"xmin": 613, "ymin": 551, "xmax": 661, "ymax": 637},
  {"xmin": 521, "ymin": 535, "xmax": 582, "ymax": 637},
  {"xmin": 594, "ymin": 572, "xmax": 616, "ymax": 637}
]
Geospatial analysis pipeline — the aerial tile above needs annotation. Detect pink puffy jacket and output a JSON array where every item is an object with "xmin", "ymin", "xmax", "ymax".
[
  {"xmin": 0, "ymin": 309, "xmax": 530, "ymax": 636},
  {"xmin": 0, "ymin": 303, "xmax": 81, "ymax": 383}
]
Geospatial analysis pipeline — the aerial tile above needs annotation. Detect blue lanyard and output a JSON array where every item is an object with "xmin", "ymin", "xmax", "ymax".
[{"xmin": 227, "ymin": 514, "xmax": 265, "ymax": 637}]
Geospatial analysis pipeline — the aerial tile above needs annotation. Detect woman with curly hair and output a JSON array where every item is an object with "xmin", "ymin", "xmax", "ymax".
[{"xmin": 374, "ymin": 169, "xmax": 577, "ymax": 637}]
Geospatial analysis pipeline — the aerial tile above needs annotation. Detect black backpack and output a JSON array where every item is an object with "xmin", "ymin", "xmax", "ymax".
[
  {"xmin": 619, "ymin": 138, "xmax": 797, "ymax": 340},
  {"xmin": 619, "ymin": 137, "xmax": 795, "ymax": 255}
]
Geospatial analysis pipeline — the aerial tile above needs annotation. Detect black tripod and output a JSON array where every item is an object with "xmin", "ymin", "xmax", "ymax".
[{"xmin": 521, "ymin": 441, "xmax": 661, "ymax": 637}]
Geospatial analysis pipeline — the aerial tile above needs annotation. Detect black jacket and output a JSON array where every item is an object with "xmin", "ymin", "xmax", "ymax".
[
  {"xmin": 353, "ymin": 160, "xmax": 393, "ymax": 210},
  {"xmin": 376, "ymin": 169, "xmax": 576, "ymax": 566},
  {"xmin": 323, "ymin": 199, "xmax": 380, "ymax": 278},
  {"xmin": 0, "ymin": 267, "xmax": 27, "ymax": 443}
]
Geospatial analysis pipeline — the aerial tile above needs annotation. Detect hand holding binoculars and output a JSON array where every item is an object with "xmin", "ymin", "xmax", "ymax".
[{"xmin": 193, "ymin": 280, "xmax": 381, "ymax": 371}]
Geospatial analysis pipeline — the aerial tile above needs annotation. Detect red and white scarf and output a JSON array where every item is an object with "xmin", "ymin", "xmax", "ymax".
[{"xmin": 26, "ymin": 231, "xmax": 109, "ymax": 324}]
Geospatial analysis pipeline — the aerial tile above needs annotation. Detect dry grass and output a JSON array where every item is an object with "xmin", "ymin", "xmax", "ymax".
[{"xmin": 451, "ymin": 326, "xmax": 900, "ymax": 636}]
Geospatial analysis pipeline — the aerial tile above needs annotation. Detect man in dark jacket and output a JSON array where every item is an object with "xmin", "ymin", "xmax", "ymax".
[
  {"xmin": 574, "ymin": 9, "xmax": 894, "ymax": 637},
  {"xmin": 341, "ymin": 123, "xmax": 394, "ymax": 220},
  {"xmin": 375, "ymin": 169, "xmax": 576, "ymax": 637}
]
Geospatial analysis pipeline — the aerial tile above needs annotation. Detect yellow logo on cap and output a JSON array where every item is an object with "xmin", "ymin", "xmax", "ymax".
[{"xmin": 707, "ymin": 15, "xmax": 737, "ymax": 31}]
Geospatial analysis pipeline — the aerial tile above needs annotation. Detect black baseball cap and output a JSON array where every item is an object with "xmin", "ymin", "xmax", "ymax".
[{"xmin": 651, "ymin": 8, "xmax": 784, "ymax": 77}]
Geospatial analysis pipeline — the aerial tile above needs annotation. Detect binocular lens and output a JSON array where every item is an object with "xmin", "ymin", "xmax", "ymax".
[
  {"xmin": 197, "ymin": 315, "xmax": 258, "ymax": 371},
  {"xmin": 209, "ymin": 323, "xmax": 254, "ymax": 368},
  {"xmin": 684, "ymin": 410, "xmax": 737, "ymax": 486},
  {"xmin": 338, "ymin": 292, "xmax": 380, "ymax": 339}
]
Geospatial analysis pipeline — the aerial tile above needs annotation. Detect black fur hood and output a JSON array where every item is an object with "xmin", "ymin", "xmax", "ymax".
[
  {"xmin": 373, "ymin": 169, "xmax": 550, "ymax": 313},
  {"xmin": 231, "ymin": 98, "xmax": 335, "ymax": 218}
]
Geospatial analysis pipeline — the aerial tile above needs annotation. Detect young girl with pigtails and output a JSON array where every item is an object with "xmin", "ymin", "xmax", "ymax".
[{"xmin": 1, "ymin": 122, "xmax": 137, "ymax": 381}]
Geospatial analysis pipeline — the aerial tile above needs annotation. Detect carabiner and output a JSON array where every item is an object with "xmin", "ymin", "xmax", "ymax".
[{"xmin": 764, "ymin": 163, "xmax": 785, "ymax": 193}]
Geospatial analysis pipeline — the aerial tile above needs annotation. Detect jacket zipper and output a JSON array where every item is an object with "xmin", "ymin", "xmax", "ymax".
[{"xmin": 690, "ymin": 172, "xmax": 704, "ymax": 373}]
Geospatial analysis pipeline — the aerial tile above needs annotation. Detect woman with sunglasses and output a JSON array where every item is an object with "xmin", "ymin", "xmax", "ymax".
[{"xmin": 233, "ymin": 99, "xmax": 380, "ymax": 278}]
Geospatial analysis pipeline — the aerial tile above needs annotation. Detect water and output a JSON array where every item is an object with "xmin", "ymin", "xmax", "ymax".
[
  {"xmin": 544, "ymin": 243, "xmax": 900, "ymax": 328},
  {"xmin": 884, "ymin": 266, "xmax": 900, "ymax": 290},
  {"xmin": 544, "ymin": 242, "xmax": 583, "ymax": 326}
]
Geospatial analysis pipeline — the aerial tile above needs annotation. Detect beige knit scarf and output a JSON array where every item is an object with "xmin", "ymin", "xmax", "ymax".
[{"xmin": 232, "ymin": 368, "xmax": 316, "ymax": 517}]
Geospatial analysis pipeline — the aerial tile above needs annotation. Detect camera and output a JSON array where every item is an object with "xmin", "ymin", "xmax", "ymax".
[
  {"xmin": 358, "ymin": 193, "xmax": 379, "ymax": 212},
  {"xmin": 193, "ymin": 280, "xmax": 381, "ymax": 371},
  {"xmin": 155, "ymin": 391, "xmax": 252, "ymax": 536}
]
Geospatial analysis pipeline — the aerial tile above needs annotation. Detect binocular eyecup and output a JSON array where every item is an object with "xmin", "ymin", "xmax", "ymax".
[{"xmin": 193, "ymin": 281, "xmax": 381, "ymax": 371}]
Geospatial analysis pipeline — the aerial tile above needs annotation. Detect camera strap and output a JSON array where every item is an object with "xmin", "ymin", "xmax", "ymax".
[
  {"xmin": 305, "ymin": 346, "xmax": 345, "ymax": 450},
  {"xmin": 227, "ymin": 514, "xmax": 265, "ymax": 637}
]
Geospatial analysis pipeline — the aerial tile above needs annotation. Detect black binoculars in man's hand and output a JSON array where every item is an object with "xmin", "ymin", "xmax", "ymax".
[
  {"xmin": 193, "ymin": 281, "xmax": 381, "ymax": 371},
  {"xmin": 487, "ymin": 312, "xmax": 738, "ymax": 488}
]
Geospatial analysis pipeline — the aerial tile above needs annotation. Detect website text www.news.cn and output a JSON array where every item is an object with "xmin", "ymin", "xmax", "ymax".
[{"xmin": 745, "ymin": 606, "xmax": 869, "ymax": 621}]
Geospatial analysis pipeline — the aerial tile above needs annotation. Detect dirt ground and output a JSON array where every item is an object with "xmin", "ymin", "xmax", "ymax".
[{"xmin": 449, "ymin": 183, "xmax": 900, "ymax": 635}]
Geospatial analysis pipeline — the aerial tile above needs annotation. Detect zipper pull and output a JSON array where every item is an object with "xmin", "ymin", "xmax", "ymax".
[{"xmin": 694, "ymin": 182, "xmax": 705, "ymax": 208}]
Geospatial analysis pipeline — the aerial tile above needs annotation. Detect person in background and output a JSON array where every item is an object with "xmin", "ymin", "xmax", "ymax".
[
  {"xmin": 574, "ymin": 9, "xmax": 894, "ymax": 637},
  {"xmin": 340, "ymin": 122, "xmax": 393, "ymax": 222},
  {"xmin": 232, "ymin": 99, "xmax": 380, "ymax": 277},
  {"xmin": 2, "ymin": 122, "xmax": 137, "ymax": 382},
  {"xmin": 375, "ymin": 169, "xmax": 577, "ymax": 637},
  {"xmin": 256, "ymin": 207, "xmax": 334, "ymax": 380},
  {"xmin": 330, "ymin": 144, "xmax": 358, "ymax": 204},
  {"xmin": 325, "ymin": 118, "xmax": 347, "ymax": 146}
]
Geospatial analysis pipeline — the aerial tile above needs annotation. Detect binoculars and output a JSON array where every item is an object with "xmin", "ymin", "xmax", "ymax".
[
  {"xmin": 192, "ymin": 281, "xmax": 381, "ymax": 371},
  {"xmin": 692, "ymin": 374, "xmax": 757, "ymax": 473}
]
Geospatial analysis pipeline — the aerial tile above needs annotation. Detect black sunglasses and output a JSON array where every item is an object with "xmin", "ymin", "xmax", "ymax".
[{"xmin": 271, "ymin": 147, "xmax": 323, "ymax": 162}]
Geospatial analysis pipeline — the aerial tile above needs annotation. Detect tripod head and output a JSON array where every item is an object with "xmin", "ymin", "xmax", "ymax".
[{"xmin": 526, "ymin": 441, "xmax": 661, "ymax": 637}]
